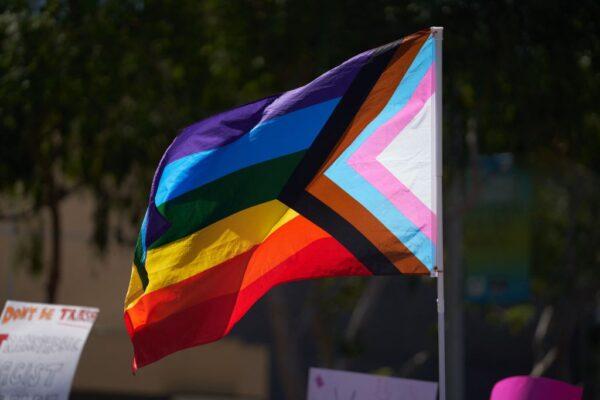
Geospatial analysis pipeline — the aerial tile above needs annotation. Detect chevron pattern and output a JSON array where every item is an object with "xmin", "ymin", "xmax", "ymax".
[{"xmin": 126, "ymin": 29, "xmax": 439, "ymax": 368}]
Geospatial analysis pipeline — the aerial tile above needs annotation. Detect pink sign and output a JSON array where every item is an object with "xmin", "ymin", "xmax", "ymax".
[{"xmin": 490, "ymin": 376, "xmax": 582, "ymax": 400}]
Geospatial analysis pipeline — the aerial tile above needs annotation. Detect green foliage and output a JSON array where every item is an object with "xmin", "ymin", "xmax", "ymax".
[
  {"xmin": 3, "ymin": 0, "xmax": 597, "ymax": 217},
  {"xmin": 486, "ymin": 304, "xmax": 536, "ymax": 335}
]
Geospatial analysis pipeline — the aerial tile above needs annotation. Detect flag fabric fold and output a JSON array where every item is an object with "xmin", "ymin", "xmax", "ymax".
[{"xmin": 125, "ymin": 28, "xmax": 438, "ymax": 369}]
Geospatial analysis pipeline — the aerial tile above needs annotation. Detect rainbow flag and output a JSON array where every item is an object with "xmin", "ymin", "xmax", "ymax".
[{"xmin": 125, "ymin": 28, "xmax": 440, "ymax": 368}]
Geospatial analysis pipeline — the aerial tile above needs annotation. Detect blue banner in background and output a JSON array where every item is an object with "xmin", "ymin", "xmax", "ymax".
[{"xmin": 464, "ymin": 153, "xmax": 531, "ymax": 305}]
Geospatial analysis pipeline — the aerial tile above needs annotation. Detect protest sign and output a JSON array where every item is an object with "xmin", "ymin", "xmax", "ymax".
[
  {"xmin": 0, "ymin": 300, "xmax": 98, "ymax": 400},
  {"xmin": 307, "ymin": 367, "xmax": 437, "ymax": 400}
]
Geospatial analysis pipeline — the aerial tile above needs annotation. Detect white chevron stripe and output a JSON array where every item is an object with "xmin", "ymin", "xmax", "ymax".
[{"xmin": 376, "ymin": 95, "xmax": 434, "ymax": 212}]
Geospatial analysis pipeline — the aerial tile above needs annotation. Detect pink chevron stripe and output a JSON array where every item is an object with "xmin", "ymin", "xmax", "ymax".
[{"xmin": 348, "ymin": 64, "xmax": 437, "ymax": 243}]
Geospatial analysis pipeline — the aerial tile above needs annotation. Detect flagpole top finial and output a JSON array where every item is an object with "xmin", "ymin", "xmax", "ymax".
[{"xmin": 430, "ymin": 26, "xmax": 444, "ymax": 39}]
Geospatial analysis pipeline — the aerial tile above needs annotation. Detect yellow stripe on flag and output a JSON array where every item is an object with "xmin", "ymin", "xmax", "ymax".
[{"xmin": 143, "ymin": 200, "xmax": 289, "ymax": 294}]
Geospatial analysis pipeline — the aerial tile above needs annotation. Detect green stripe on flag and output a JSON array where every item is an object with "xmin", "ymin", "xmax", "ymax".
[{"xmin": 150, "ymin": 151, "xmax": 305, "ymax": 249}]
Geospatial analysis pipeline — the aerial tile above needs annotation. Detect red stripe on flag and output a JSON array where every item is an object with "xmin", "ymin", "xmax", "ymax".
[{"xmin": 127, "ymin": 235, "xmax": 369, "ymax": 368}]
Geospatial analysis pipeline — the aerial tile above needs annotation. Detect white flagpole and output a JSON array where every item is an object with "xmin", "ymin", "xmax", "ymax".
[{"xmin": 431, "ymin": 26, "xmax": 445, "ymax": 400}]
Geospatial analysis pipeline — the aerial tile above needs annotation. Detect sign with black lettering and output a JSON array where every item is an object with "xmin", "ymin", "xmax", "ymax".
[{"xmin": 0, "ymin": 301, "xmax": 98, "ymax": 400}]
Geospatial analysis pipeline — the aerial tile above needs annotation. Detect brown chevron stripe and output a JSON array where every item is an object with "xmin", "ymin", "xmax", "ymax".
[
  {"xmin": 302, "ymin": 30, "xmax": 431, "ymax": 274},
  {"xmin": 308, "ymin": 175, "xmax": 429, "ymax": 274}
]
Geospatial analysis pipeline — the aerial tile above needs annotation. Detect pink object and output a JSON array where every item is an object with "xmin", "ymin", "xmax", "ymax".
[
  {"xmin": 348, "ymin": 65, "xmax": 437, "ymax": 243},
  {"xmin": 490, "ymin": 376, "xmax": 583, "ymax": 400}
]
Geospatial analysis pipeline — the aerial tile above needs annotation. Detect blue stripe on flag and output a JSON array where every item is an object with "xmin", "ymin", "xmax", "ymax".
[
  {"xmin": 325, "ymin": 36, "xmax": 435, "ymax": 269},
  {"xmin": 155, "ymin": 98, "xmax": 340, "ymax": 206}
]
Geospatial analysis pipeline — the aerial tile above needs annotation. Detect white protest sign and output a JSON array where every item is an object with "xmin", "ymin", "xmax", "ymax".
[
  {"xmin": 307, "ymin": 367, "xmax": 437, "ymax": 400},
  {"xmin": 0, "ymin": 300, "xmax": 98, "ymax": 400}
]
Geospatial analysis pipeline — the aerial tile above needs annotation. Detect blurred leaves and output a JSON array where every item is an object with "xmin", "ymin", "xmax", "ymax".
[
  {"xmin": 486, "ymin": 304, "xmax": 536, "ymax": 335},
  {"xmin": 2, "ymin": 0, "xmax": 598, "ymax": 242}
]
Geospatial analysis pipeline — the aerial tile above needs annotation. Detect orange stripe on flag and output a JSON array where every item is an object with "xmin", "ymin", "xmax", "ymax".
[{"xmin": 126, "ymin": 215, "xmax": 369, "ymax": 368}]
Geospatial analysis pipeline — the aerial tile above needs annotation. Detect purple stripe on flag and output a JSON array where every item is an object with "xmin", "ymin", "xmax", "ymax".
[
  {"xmin": 145, "ymin": 201, "xmax": 171, "ymax": 248},
  {"xmin": 159, "ymin": 49, "xmax": 372, "ymax": 167},
  {"xmin": 260, "ymin": 50, "xmax": 372, "ymax": 122},
  {"xmin": 166, "ymin": 95, "xmax": 277, "ymax": 164},
  {"xmin": 143, "ymin": 49, "xmax": 373, "ymax": 249}
]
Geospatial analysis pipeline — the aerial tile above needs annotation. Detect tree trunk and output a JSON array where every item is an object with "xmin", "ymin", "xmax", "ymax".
[
  {"xmin": 552, "ymin": 182, "xmax": 580, "ymax": 381},
  {"xmin": 531, "ymin": 178, "xmax": 582, "ymax": 380},
  {"xmin": 446, "ymin": 175, "xmax": 465, "ymax": 400},
  {"xmin": 335, "ymin": 277, "xmax": 388, "ymax": 369},
  {"xmin": 45, "ymin": 198, "xmax": 61, "ymax": 304},
  {"xmin": 268, "ymin": 288, "xmax": 304, "ymax": 400}
]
